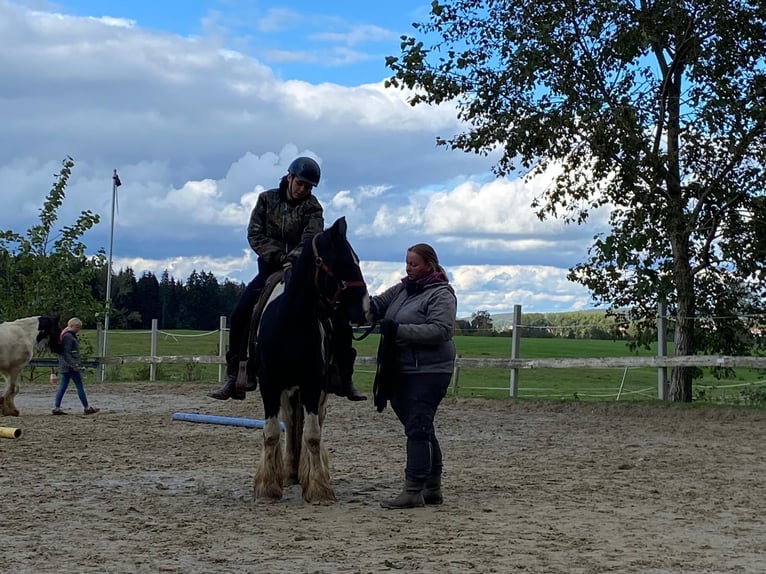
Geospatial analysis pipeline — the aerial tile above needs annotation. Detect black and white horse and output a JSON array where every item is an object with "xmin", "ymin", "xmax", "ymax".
[
  {"xmin": 0, "ymin": 316, "xmax": 62, "ymax": 416},
  {"xmin": 250, "ymin": 217, "xmax": 369, "ymax": 503}
]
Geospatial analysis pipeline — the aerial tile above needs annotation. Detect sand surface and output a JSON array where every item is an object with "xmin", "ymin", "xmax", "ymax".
[{"xmin": 2, "ymin": 382, "xmax": 765, "ymax": 573}]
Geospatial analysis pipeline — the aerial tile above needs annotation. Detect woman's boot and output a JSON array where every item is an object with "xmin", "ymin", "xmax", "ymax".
[
  {"xmin": 380, "ymin": 479, "xmax": 425, "ymax": 509},
  {"xmin": 422, "ymin": 474, "xmax": 443, "ymax": 505}
]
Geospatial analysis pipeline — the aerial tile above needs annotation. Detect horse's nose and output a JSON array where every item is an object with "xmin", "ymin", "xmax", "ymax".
[{"xmin": 348, "ymin": 294, "xmax": 371, "ymax": 326}]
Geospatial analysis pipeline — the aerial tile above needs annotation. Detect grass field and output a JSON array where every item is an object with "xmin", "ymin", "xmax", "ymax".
[{"xmin": 29, "ymin": 328, "xmax": 766, "ymax": 406}]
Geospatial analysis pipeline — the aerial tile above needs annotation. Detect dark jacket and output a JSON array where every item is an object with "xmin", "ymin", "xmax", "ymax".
[
  {"xmin": 58, "ymin": 330, "xmax": 80, "ymax": 373},
  {"xmin": 247, "ymin": 185, "xmax": 324, "ymax": 267},
  {"xmin": 371, "ymin": 277, "xmax": 457, "ymax": 374}
]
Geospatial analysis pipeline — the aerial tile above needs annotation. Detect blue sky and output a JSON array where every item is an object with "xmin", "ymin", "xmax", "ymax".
[{"xmin": 0, "ymin": 0, "xmax": 607, "ymax": 317}]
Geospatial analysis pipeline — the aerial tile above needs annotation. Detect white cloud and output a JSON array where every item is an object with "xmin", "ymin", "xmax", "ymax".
[
  {"xmin": 312, "ymin": 24, "xmax": 393, "ymax": 46},
  {"xmin": 0, "ymin": 2, "xmax": 605, "ymax": 315}
]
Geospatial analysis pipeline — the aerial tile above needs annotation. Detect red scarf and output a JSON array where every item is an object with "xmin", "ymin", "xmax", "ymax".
[{"xmin": 59, "ymin": 327, "xmax": 76, "ymax": 343}]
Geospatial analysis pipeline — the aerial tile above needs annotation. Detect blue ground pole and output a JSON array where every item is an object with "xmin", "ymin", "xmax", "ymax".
[{"xmin": 172, "ymin": 412, "xmax": 284, "ymax": 430}]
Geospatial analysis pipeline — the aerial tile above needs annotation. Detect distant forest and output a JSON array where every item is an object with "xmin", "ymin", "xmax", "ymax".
[
  {"xmin": 92, "ymin": 268, "xmax": 245, "ymax": 331},
  {"xmin": 100, "ymin": 268, "xmax": 627, "ymax": 339},
  {"xmin": 455, "ymin": 309, "xmax": 637, "ymax": 340}
]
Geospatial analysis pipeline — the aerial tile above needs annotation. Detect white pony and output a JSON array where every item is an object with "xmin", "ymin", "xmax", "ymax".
[{"xmin": 0, "ymin": 316, "xmax": 62, "ymax": 416}]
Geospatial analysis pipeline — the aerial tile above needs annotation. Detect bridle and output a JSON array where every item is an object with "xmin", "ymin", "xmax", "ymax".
[{"xmin": 311, "ymin": 232, "xmax": 367, "ymax": 311}]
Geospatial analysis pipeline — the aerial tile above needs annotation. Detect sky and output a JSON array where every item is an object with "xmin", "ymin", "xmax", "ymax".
[{"xmin": 0, "ymin": 0, "xmax": 610, "ymax": 318}]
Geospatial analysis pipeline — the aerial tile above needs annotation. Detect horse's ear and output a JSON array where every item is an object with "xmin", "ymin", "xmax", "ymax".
[{"xmin": 330, "ymin": 217, "xmax": 347, "ymax": 240}]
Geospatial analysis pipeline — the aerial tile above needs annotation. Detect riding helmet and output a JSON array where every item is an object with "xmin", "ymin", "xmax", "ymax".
[{"xmin": 288, "ymin": 157, "xmax": 321, "ymax": 186}]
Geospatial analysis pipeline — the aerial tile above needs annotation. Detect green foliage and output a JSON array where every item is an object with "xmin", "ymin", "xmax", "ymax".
[
  {"xmin": 386, "ymin": 1, "xmax": 766, "ymax": 401},
  {"xmin": 0, "ymin": 157, "xmax": 106, "ymax": 322},
  {"xmin": 470, "ymin": 309, "xmax": 494, "ymax": 335}
]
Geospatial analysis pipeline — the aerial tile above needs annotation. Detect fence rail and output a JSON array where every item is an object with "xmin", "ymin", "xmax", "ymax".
[
  {"xmin": 33, "ymin": 354, "xmax": 761, "ymax": 370},
  {"xmin": 26, "ymin": 306, "xmax": 766, "ymax": 400}
]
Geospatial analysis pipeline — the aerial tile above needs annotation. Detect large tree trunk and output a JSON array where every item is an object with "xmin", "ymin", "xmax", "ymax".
[
  {"xmin": 664, "ymin": 55, "xmax": 695, "ymax": 403},
  {"xmin": 668, "ymin": 230, "xmax": 695, "ymax": 402}
]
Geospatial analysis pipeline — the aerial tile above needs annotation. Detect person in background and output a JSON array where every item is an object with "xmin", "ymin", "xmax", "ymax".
[
  {"xmin": 52, "ymin": 317, "xmax": 99, "ymax": 415},
  {"xmin": 206, "ymin": 156, "xmax": 366, "ymax": 402},
  {"xmin": 369, "ymin": 243, "xmax": 457, "ymax": 509}
]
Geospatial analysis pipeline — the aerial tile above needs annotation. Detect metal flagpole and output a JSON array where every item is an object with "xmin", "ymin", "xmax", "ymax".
[{"xmin": 101, "ymin": 169, "xmax": 121, "ymax": 381}]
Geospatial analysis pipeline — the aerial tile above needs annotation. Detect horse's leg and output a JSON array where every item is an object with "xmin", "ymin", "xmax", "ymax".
[
  {"xmin": 1, "ymin": 370, "xmax": 21, "ymax": 417},
  {"xmin": 0, "ymin": 374, "xmax": 8, "ymax": 415},
  {"xmin": 253, "ymin": 386, "xmax": 285, "ymax": 500},
  {"xmin": 299, "ymin": 389, "xmax": 335, "ymax": 503},
  {"xmin": 280, "ymin": 388, "xmax": 303, "ymax": 485}
]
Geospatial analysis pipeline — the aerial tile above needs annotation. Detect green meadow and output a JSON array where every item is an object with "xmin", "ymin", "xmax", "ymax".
[{"xmin": 37, "ymin": 329, "xmax": 766, "ymax": 406}]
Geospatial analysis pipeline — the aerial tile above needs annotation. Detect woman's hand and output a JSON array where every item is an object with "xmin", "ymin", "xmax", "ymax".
[{"xmin": 379, "ymin": 319, "xmax": 399, "ymax": 337}]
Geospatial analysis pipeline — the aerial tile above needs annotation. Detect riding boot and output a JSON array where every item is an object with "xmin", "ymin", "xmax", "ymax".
[
  {"xmin": 339, "ymin": 378, "xmax": 367, "ymax": 401},
  {"xmin": 207, "ymin": 356, "xmax": 245, "ymax": 400},
  {"xmin": 336, "ymin": 347, "xmax": 367, "ymax": 401},
  {"xmin": 422, "ymin": 474, "xmax": 443, "ymax": 505},
  {"xmin": 380, "ymin": 479, "xmax": 425, "ymax": 509}
]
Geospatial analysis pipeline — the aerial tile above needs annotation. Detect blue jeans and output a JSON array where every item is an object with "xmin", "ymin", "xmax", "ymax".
[
  {"xmin": 389, "ymin": 372, "xmax": 451, "ymax": 482},
  {"xmin": 55, "ymin": 371, "xmax": 89, "ymax": 408}
]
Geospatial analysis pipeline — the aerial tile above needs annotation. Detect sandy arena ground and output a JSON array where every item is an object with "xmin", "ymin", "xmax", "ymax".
[{"xmin": 2, "ymin": 382, "xmax": 765, "ymax": 574}]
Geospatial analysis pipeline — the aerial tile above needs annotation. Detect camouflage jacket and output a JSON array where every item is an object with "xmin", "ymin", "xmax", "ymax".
[{"xmin": 247, "ymin": 186, "xmax": 324, "ymax": 267}]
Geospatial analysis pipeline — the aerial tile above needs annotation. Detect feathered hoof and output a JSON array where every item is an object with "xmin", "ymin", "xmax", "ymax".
[
  {"xmin": 301, "ymin": 484, "xmax": 336, "ymax": 504},
  {"xmin": 253, "ymin": 482, "xmax": 283, "ymax": 501}
]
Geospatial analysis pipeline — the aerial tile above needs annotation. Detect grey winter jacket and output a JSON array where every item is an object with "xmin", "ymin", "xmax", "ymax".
[{"xmin": 371, "ymin": 279, "xmax": 457, "ymax": 374}]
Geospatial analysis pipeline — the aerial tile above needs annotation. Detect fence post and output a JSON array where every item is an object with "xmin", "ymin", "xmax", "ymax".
[
  {"xmin": 451, "ymin": 359, "xmax": 461, "ymax": 395},
  {"xmin": 150, "ymin": 319, "xmax": 158, "ymax": 382},
  {"xmin": 509, "ymin": 304, "xmax": 521, "ymax": 397},
  {"xmin": 96, "ymin": 323, "xmax": 104, "ymax": 383},
  {"xmin": 657, "ymin": 301, "xmax": 668, "ymax": 401},
  {"xmin": 218, "ymin": 316, "xmax": 227, "ymax": 384}
]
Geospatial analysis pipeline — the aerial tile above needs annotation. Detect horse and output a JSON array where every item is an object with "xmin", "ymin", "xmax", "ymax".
[
  {"xmin": 0, "ymin": 315, "xmax": 62, "ymax": 416},
  {"xmin": 249, "ymin": 217, "xmax": 369, "ymax": 503}
]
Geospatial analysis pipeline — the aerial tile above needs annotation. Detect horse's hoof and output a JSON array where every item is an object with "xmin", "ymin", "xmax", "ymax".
[
  {"xmin": 302, "ymin": 486, "xmax": 336, "ymax": 504},
  {"xmin": 254, "ymin": 491, "xmax": 283, "ymax": 502},
  {"xmin": 254, "ymin": 483, "xmax": 283, "ymax": 501}
]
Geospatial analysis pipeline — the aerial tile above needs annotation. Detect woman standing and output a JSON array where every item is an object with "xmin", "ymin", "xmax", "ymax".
[
  {"xmin": 370, "ymin": 243, "xmax": 457, "ymax": 509},
  {"xmin": 52, "ymin": 317, "xmax": 98, "ymax": 415}
]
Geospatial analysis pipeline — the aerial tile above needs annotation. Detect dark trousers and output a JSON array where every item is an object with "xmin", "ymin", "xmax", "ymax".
[
  {"xmin": 389, "ymin": 372, "xmax": 451, "ymax": 481},
  {"xmin": 228, "ymin": 258, "xmax": 279, "ymax": 373},
  {"xmin": 329, "ymin": 312, "xmax": 357, "ymax": 385}
]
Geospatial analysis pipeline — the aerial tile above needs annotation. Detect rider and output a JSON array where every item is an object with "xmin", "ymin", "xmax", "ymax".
[{"xmin": 207, "ymin": 156, "xmax": 367, "ymax": 402}]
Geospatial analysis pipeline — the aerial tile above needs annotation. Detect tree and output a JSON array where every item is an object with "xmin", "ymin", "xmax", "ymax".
[
  {"xmin": 386, "ymin": 0, "xmax": 766, "ymax": 401},
  {"xmin": 135, "ymin": 272, "xmax": 162, "ymax": 329},
  {"xmin": 471, "ymin": 310, "xmax": 494, "ymax": 334},
  {"xmin": 0, "ymin": 157, "xmax": 105, "ymax": 322},
  {"xmin": 180, "ymin": 270, "xmax": 221, "ymax": 330},
  {"xmin": 158, "ymin": 270, "xmax": 182, "ymax": 329}
]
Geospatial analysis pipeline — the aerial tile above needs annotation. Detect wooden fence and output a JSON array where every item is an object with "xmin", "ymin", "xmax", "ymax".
[{"xmin": 29, "ymin": 307, "xmax": 766, "ymax": 400}]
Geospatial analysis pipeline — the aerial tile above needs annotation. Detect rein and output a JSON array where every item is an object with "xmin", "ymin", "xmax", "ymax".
[
  {"xmin": 352, "ymin": 322, "xmax": 376, "ymax": 341},
  {"xmin": 311, "ymin": 232, "xmax": 367, "ymax": 309}
]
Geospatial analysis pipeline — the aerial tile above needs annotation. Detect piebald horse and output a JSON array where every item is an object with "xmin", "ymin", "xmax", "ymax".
[
  {"xmin": 249, "ymin": 217, "xmax": 369, "ymax": 503},
  {"xmin": 0, "ymin": 316, "xmax": 62, "ymax": 416}
]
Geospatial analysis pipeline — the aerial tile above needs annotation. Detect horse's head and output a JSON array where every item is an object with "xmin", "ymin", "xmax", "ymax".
[
  {"xmin": 37, "ymin": 315, "xmax": 62, "ymax": 354},
  {"xmin": 310, "ymin": 217, "xmax": 370, "ymax": 325}
]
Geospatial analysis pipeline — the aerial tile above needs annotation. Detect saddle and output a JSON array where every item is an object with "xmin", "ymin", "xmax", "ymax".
[{"xmin": 234, "ymin": 269, "xmax": 287, "ymax": 394}]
